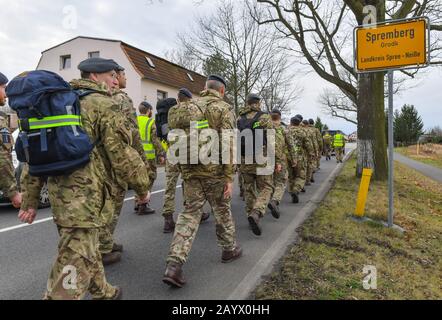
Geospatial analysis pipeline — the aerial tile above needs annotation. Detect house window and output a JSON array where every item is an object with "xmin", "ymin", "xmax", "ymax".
[
  {"xmin": 187, "ymin": 73, "xmax": 194, "ymax": 82},
  {"xmin": 146, "ymin": 56, "xmax": 156, "ymax": 68},
  {"xmin": 60, "ymin": 55, "xmax": 71, "ymax": 70},
  {"xmin": 88, "ymin": 51, "xmax": 100, "ymax": 58},
  {"xmin": 157, "ymin": 90, "xmax": 168, "ymax": 101}
]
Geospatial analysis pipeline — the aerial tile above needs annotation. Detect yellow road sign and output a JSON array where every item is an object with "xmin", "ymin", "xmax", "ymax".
[{"xmin": 355, "ymin": 18, "xmax": 429, "ymax": 72}]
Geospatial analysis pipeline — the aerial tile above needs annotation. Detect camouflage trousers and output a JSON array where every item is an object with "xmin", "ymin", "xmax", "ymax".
[
  {"xmin": 163, "ymin": 161, "xmax": 181, "ymax": 218},
  {"xmin": 99, "ymin": 186, "xmax": 127, "ymax": 254},
  {"xmin": 288, "ymin": 161, "xmax": 306, "ymax": 194},
  {"xmin": 306, "ymin": 156, "xmax": 315, "ymax": 183},
  {"xmin": 147, "ymin": 160, "xmax": 157, "ymax": 192},
  {"xmin": 167, "ymin": 178, "xmax": 237, "ymax": 265},
  {"xmin": 336, "ymin": 147, "xmax": 344, "ymax": 162},
  {"xmin": 324, "ymin": 144, "xmax": 331, "ymax": 159},
  {"xmin": 242, "ymin": 173, "xmax": 274, "ymax": 217},
  {"xmin": 44, "ymin": 227, "xmax": 116, "ymax": 300},
  {"xmin": 316, "ymin": 151, "xmax": 322, "ymax": 169},
  {"xmin": 272, "ymin": 163, "xmax": 288, "ymax": 204}
]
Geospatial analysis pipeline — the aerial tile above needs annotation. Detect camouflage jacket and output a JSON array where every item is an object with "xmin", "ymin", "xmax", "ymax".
[
  {"xmin": 312, "ymin": 126, "xmax": 324, "ymax": 152},
  {"xmin": 179, "ymin": 89, "xmax": 236, "ymax": 182},
  {"xmin": 288, "ymin": 125, "xmax": 315, "ymax": 165},
  {"xmin": 303, "ymin": 125, "xmax": 319, "ymax": 155},
  {"xmin": 0, "ymin": 116, "xmax": 17, "ymax": 198},
  {"xmin": 274, "ymin": 121, "xmax": 297, "ymax": 166},
  {"xmin": 238, "ymin": 104, "xmax": 284, "ymax": 174},
  {"xmin": 112, "ymin": 90, "xmax": 150, "ymax": 170},
  {"xmin": 21, "ymin": 79, "xmax": 149, "ymax": 228}
]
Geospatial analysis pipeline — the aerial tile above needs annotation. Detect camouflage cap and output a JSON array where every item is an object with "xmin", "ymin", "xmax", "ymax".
[{"xmin": 0, "ymin": 72, "xmax": 8, "ymax": 85}]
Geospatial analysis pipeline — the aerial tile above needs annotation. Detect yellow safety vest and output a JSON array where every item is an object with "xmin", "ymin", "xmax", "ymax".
[
  {"xmin": 138, "ymin": 116, "xmax": 156, "ymax": 160},
  {"xmin": 333, "ymin": 134, "xmax": 345, "ymax": 148}
]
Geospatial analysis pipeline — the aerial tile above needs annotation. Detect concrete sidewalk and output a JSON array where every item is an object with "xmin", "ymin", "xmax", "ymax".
[{"xmin": 394, "ymin": 153, "xmax": 442, "ymax": 184}]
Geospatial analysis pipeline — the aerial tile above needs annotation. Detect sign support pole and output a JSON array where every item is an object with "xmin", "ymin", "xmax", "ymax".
[{"xmin": 388, "ymin": 70, "xmax": 395, "ymax": 228}]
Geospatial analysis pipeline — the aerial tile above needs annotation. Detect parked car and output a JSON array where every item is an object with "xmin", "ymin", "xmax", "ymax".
[{"xmin": 0, "ymin": 130, "xmax": 50, "ymax": 208}]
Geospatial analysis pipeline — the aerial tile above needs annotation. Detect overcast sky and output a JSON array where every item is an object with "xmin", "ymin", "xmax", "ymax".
[{"xmin": 0, "ymin": 0, "xmax": 440, "ymax": 135}]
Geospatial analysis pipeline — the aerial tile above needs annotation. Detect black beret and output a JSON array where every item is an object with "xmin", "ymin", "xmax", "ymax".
[
  {"xmin": 0, "ymin": 72, "xmax": 8, "ymax": 85},
  {"xmin": 291, "ymin": 117, "xmax": 301, "ymax": 125},
  {"xmin": 78, "ymin": 58, "xmax": 120, "ymax": 73},
  {"xmin": 140, "ymin": 101, "xmax": 153, "ymax": 110},
  {"xmin": 247, "ymin": 93, "xmax": 262, "ymax": 104},
  {"xmin": 115, "ymin": 64, "xmax": 125, "ymax": 72},
  {"xmin": 295, "ymin": 114, "xmax": 303, "ymax": 122},
  {"xmin": 309, "ymin": 119, "xmax": 315, "ymax": 125},
  {"xmin": 179, "ymin": 88, "xmax": 193, "ymax": 99},
  {"xmin": 302, "ymin": 120, "xmax": 309, "ymax": 125},
  {"xmin": 271, "ymin": 108, "xmax": 282, "ymax": 116},
  {"xmin": 207, "ymin": 74, "xmax": 226, "ymax": 87}
]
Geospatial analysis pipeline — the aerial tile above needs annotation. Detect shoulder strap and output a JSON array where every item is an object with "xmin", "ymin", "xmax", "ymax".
[{"xmin": 74, "ymin": 89, "xmax": 99, "ymax": 99}]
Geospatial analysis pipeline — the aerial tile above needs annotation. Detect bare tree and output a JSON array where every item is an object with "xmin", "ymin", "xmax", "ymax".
[
  {"xmin": 252, "ymin": 0, "xmax": 442, "ymax": 180},
  {"xmin": 171, "ymin": 0, "xmax": 302, "ymax": 114}
]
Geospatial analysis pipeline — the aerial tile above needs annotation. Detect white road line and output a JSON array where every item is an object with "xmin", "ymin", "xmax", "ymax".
[{"xmin": 0, "ymin": 186, "xmax": 182, "ymax": 234}]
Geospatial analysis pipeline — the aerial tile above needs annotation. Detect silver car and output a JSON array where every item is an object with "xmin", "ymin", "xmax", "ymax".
[{"xmin": 0, "ymin": 129, "xmax": 50, "ymax": 208}]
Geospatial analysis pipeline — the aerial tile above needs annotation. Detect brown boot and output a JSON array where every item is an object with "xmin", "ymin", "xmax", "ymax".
[
  {"xmin": 267, "ymin": 200, "xmax": 281, "ymax": 219},
  {"xmin": 163, "ymin": 216, "xmax": 176, "ymax": 234},
  {"xmin": 102, "ymin": 252, "xmax": 122, "ymax": 266},
  {"xmin": 112, "ymin": 243, "xmax": 124, "ymax": 253},
  {"xmin": 137, "ymin": 204, "xmax": 156, "ymax": 216},
  {"xmin": 163, "ymin": 262, "xmax": 186, "ymax": 288},
  {"xmin": 248, "ymin": 211, "xmax": 262, "ymax": 236},
  {"xmin": 222, "ymin": 245, "xmax": 243, "ymax": 263},
  {"xmin": 200, "ymin": 211, "xmax": 211, "ymax": 224}
]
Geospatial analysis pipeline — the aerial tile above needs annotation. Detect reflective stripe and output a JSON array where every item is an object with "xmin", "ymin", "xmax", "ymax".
[
  {"xmin": 22, "ymin": 115, "xmax": 82, "ymax": 130},
  {"xmin": 192, "ymin": 120, "xmax": 209, "ymax": 130},
  {"xmin": 253, "ymin": 122, "xmax": 261, "ymax": 129}
]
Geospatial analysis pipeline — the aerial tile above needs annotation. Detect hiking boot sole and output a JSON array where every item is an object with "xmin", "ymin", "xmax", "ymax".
[{"xmin": 163, "ymin": 277, "xmax": 184, "ymax": 289}]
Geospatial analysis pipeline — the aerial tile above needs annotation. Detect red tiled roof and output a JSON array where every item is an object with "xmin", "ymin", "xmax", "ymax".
[{"xmin": 121, "ymin": 43, "xmax": 206, "ymax": 95}]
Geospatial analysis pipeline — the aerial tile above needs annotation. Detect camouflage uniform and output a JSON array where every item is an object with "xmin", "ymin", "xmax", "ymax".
[
  {"xmin": 303, "ymin": 124, "xmax": 318, "ymax": 183},
  {"xmin": 0, "ymin": 116, "xmax": 17, "ymax": 199},
  {"xmin": 167, "ymin": 89, "xmax": 237, "ymax": 265},
  {"xmin": 271, "ymin": 122, "xmax": 296, "ymax": 204},
  {"xmin": 21, "ymin": 79, "xmax": 150, "ymax": 300},
  {"xmin": 239, "ymin": 105, "xmax": 283, "ymax": 218},
  {"xmin": 287, "ymin": 125, "xmax": 314, "ymax": 194},
  {"xmin": 98, "ymin": 89, "xmax": 150, "ymax": 254},
  {"xmin": 312, "ymin": 125, "xmax": 323, "ymax": 169}
]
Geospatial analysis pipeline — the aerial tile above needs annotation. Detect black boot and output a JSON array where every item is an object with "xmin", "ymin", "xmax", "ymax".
[{"xmin": 291, "ymin": 193, "xmax": 299, "ymax": 204}]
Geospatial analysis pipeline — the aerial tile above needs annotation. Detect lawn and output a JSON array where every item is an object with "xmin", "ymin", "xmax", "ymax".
[
  {"xmin": 396, "ymin": 144, "xmax": 442, "ymax": 169},
  {"xmin": 254, "ymin": 157, "xmax": 442, "ymax": 300}
]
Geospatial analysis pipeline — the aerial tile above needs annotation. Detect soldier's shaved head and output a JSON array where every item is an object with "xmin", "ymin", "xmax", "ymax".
[{"xmin": 206, "ymin": 80, "xmax": 225, "ymax": 97}]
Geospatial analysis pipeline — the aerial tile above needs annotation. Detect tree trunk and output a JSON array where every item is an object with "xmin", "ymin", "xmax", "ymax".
[
  {"xmin": 356, "ymin": 0, "xmax": 388, "ymax": 181},
  {"xmin": 356, "ymin": 72, "xmax": 388, "ymax": 180}
]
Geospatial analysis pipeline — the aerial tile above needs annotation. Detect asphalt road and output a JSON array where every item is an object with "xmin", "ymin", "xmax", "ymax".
[{"xmin": 0, "ymin": 145, "xmax": 355, "ymax": 300}]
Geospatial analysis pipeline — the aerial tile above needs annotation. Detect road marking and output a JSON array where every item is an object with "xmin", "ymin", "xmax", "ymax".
[{"xmin": 0, "ymin": 186, "xmax": 182, "ymax": 234}]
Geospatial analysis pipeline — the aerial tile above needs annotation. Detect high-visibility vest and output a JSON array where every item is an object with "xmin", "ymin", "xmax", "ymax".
[
  {"xmin": 138, "ymin": 116, "xmax": 156, "ymax": 160},
  {"xmin": 323, "ymin": 134, "xmax": 332, "ymax": 145},
  {"xmin": 333, "ymin": 134, "xmax": 345, "ymax": 148}
]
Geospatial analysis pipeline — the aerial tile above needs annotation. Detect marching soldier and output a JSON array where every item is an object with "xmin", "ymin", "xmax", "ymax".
[
  {"xmin": 238, "ymin": 94, "xmax": 283, "ymax": 236},
  {"xmin": 137, "ymin": 102, "xmax": 166, "ymax": 215},
  {"xmin": 0, "ymin": 72, "xmax": 22, "ymax": 208},
  {"xmin": 333, "ymin": 132, "xmax": 346, "ymax": 163},
  {"xmin": 323, "ymin": 131, "xmax": 333, "ymax": 161},
  {"xmin": 18, "ymin": 58, "xmax": 151, "ymax": 300},
  {"xmin": 163, "ymin": 75, "xmax": 242, "ymax": 288},
  {"xmin": 309, "ymin": 119, "xmax": 323, "ymax": 170},
  {"xmin": 287, "ymin": 116, "xmax": 314, "ymax": 204},
  {"xmin": 302, "ymin": 119, "xmax": 318, "ymax": 184}
]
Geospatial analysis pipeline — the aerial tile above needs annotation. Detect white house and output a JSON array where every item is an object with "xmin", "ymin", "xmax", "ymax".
[{"xmin": 37, "ymin": 36, "xmax": 207, "ymax": 111}]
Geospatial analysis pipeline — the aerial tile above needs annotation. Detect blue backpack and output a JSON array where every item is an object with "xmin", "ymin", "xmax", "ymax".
[{"xmin": 6, "ymin": 70, "xmax": 95, "ymax": 177}]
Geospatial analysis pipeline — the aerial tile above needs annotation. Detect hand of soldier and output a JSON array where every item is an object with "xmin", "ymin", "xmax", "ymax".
[
  {"xmin": 275, "ymin": 164, "xmax": 283, "ymax": 174},
  {"xmin": 159, "ymin": 156, "xmax": 166, "ymax": 165},
  {"xmin": 10, "ymin": 192, "xmax": 22, "ymax": 209},
  {"xmin": 18, "ymin": 208, "xmax": 37, "ymax": 225},
  {"xmin": 137, "ymin": 192, "xmax": 151, "ymax": 205},
  {"xmin": 224, "ymin": 182, "xmax": 233, "ymax": 199}
]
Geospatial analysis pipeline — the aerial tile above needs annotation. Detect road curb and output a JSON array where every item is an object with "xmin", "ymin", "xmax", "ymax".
[{"xmin": 227, "ymin": 149, "xmax": 356, "ymax": 300}]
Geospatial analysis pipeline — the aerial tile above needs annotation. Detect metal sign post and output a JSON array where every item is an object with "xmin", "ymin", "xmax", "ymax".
[
  {"xmin": 388, "ymin": 71, "xmax": 394, "ymax": 228},
  {"xmin": 353, "ymin": 17, "xmax": 431, "ymax": 230}
]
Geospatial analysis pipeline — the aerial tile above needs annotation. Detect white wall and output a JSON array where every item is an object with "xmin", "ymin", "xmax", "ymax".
[{"xmin": 37, "ymin": 37, "xmax": 141, "ymax": 109}]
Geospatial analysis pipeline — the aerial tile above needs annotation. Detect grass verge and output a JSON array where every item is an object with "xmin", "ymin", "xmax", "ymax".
[{"xmin": 254, "ymin": 156, "xmax": 442, "ymax": 300}]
